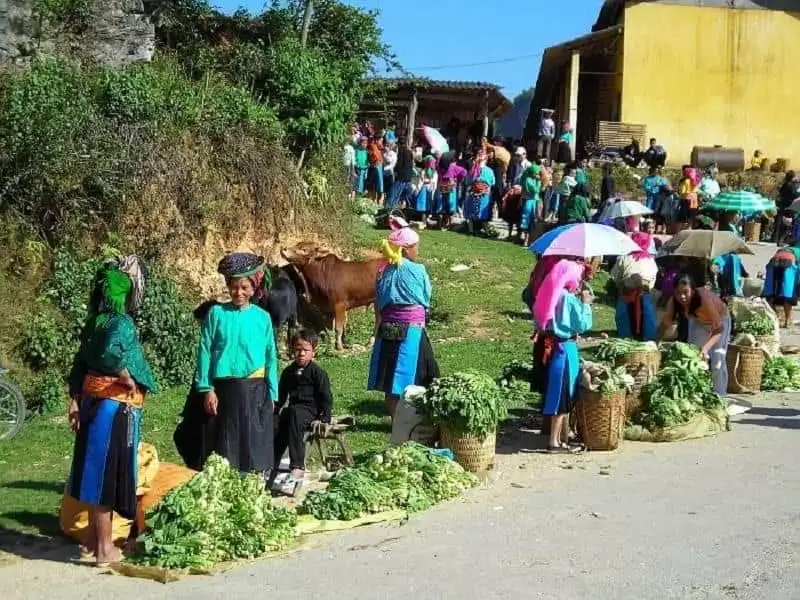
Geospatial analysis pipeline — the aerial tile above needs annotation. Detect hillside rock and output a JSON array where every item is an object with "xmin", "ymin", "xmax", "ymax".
[{"xmin": 0, "ymin": 0, "xmax": 154, "ymax": 66}]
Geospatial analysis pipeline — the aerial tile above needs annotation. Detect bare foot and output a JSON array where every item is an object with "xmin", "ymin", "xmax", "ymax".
[{"xmin": 96, "ymin": 548, "xmax": 123, "ymax": 567}]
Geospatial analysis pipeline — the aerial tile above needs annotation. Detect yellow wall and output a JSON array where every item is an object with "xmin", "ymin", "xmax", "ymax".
[{"xmin": 621, "ymin": 3, "xmax": 800, "ymax": 168}]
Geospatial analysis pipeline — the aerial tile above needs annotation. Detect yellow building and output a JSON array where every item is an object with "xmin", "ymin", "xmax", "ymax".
[{"xmin": 525, "ymin": 0, "xmax": 800, "ymax": 168}]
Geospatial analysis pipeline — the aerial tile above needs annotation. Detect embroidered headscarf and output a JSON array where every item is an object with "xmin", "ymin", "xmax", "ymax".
[
  {"xmin": 114, "ymin": 255, "xmax": 146, "ymax": 314},
  {"xmin": 218, "ymin": 252, "xmax": 268, "ymax": 299},
  {"xmin": 533, "ymin": 259, "xmax": 585, "ymax": 330},
  {"xmin": 381, "ymin": 216, "xmax": 420, "ymax": 265}
]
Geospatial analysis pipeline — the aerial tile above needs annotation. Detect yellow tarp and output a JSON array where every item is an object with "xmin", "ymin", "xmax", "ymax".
[{"xmin": 624, "ymin": 408, "xmax": 730, "ymax": 443}]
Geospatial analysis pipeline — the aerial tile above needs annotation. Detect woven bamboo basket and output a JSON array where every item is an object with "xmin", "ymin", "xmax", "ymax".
[
  {"xmin": 744, "ymin": 221, "xmax": 761, "ymax": 243},
  {"xmin": 439, "ymin": 426, "xmax": 496, "ymax": 473},
  {"xmin": 726, "ymin": 344, "xmax": 765, "ymax": 394},
  {"xmin": 615, "ymin": 350, "xmax": 661, "ymax": 417},
  {"xmin": 575, "ymin": 389, "xmax": 625, "ymax": 451}
]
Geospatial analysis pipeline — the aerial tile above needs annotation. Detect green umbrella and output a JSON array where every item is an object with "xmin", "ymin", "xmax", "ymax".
[{"xmin": 703, "ymin": 190, "xmax": 774, "ymax": 214}]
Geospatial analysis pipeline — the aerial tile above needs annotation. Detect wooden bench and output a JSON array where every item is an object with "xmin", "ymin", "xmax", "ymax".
[{"xmin": 303, "ymin": 415, "xmax": 356, "ymax": 471}]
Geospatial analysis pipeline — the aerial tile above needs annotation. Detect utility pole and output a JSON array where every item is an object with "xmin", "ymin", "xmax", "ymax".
[{"xmin": 300, "ymin": 0, "xmax": 314, "ymax": 48}]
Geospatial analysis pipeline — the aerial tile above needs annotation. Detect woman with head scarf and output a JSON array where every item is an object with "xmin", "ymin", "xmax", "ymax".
[
  {"xmin": 194, "ymin": 252, "xmax": 279, "ymax": 475},
  {"xmin": 368, "ymin": 216, "xmax": 439, "ymax": 417},
  {"xmin": 762, "ymin": 241, "xmax": 800, "ymax": 328},
  {"xmin": 66, "ymin": 256, "xmax": 157, "ymax": 566},
  {"xmin": 659, "ymin": 274, "xmax": 731, "ymax": 395},
  {"xmin": 414, "ymin": 155, "xmax": 438, "ymax": 218},
  {"xmin": 532, "ymin": 259, "xmax": 593, "ymax": 453},
  {"xmin": 519, "ymin": 160, "xmax": 543, "ymax": 246},
  {"xmin": 463, "ymin": 148, "xmax": 496, "ymax": 234},
  {"xmin": 434, "ymin": 153, "xmax": 467, "ymax": 229},
  {"xmin": 612, "ymin": 231, "xmax": 659, "ymax": 341},
  {"xmin": 710, "ymin": 212, "xmax": 749, "ymax": 299}
]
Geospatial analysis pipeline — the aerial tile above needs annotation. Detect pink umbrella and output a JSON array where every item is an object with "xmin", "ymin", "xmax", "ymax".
[
  {"xmin": 529, "ymin": 223, "xmax": 641, "ymax": 258},
  {"xmin": 421, "ymin": 125, "xmax": 449, "ymax": 155}
]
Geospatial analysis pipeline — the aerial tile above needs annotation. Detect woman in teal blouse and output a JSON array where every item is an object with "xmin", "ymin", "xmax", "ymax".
[{"xmin": 195, "ymin": 253, "xmax": 279, "ymax": 474}]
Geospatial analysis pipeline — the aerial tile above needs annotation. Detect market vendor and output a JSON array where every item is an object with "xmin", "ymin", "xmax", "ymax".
[
  {"xmin": 66, "ymin": 256, "xmax": 157, "ymax": 566},
  {"xmin": 762, "ymin": 243, "xmax": 800, "ymax": 328},
  {"xmin": 612, "ymin": 231, "xmax": 658, "ymax": 341},
  {"xmin": 532, "ymin": 259, "xmax": 593, "ymax": 453},
  {"xmin": 658, "ymin": 274, "xmax": 731, "ymax": 395},
  {"xmin": 194, "ymin": 253, "xmax": 279, "ymax": 475},
  {"xmin": 369, "ymin": 216, "xmax": 439, "ymax": 418}
]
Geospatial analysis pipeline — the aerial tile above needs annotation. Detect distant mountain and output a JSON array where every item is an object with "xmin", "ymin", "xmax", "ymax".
[{"xmin": 495, "ymin": 87, "xmax": 533, "ymax": 141}]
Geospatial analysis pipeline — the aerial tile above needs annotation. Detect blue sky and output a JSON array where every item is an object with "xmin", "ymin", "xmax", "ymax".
[{"xmin": 213, "ymin": 0, "xmax": 605, "ymax": 100}]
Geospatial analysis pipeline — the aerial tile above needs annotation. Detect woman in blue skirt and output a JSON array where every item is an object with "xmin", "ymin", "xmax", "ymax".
[
  {"xmin": 532, "ymin": 259, "xmax": 592, "ymax": 453},
  {"xmin": 463, "ymin": 149, "xmax": 496, "ymax": 234},
  {"xmin": 414, "ymin": 156, "xmax": 437, "ymax": 218},
  {"xmin": 763, "ymin": 244, "xmax": 800, "ymax": 327}
]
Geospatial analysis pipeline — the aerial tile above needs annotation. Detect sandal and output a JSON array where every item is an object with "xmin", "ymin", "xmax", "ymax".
[{"xmin": 547, "ymin": 446, "xmax": 571, "ymax": 454}]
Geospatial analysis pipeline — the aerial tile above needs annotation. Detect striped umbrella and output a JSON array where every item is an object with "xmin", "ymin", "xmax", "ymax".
[{"xmin": 703, "ymin": 190, "xmax": 774, "ymax": 214}]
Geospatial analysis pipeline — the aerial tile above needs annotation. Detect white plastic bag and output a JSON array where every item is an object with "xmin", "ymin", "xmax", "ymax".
[{"xmin": 390, "ymin": 385, "xmax": 438, "ymax": 446}]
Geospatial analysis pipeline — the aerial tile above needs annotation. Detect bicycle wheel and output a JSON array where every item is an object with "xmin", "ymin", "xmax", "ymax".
[{"xmin": 0, "ymin": 377, "xmax": 25, "ymax": 440}]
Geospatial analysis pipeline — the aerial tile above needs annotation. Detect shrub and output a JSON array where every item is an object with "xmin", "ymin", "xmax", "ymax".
[
  {"xmin": 20, "ymin": 312, "xmax": 78, "ymax": 372},
  {"xmin": 28, "ymin": 370, "xmax": 69, "ymax": 414}
]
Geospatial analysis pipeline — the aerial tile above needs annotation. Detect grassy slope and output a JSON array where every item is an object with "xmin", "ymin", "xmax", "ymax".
[{"xmin": 0, "ymin": 224, "xmax": 613, "ymax": 535}]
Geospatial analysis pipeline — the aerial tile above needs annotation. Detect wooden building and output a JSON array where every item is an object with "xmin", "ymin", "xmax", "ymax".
[
  {"xmin": 359, "ymin": 78, "xmax": 512, "ymax": 143},
  {"xmin": 524, "ymin": 0, "xmax": 800, "ymax": 166}
]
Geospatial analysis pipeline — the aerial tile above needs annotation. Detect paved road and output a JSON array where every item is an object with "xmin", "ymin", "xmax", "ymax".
[{"xmin": 2, "ymin": 390, "xmax": 799, "ymax": 600}]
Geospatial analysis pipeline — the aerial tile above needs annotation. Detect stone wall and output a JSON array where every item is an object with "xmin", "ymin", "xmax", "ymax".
[{"xmin": 0, "ymin": 0, "xmax": 154, "ymax": 66}]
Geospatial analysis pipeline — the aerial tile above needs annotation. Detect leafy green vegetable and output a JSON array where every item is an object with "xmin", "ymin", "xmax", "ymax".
[
  {"xmin": 762, "ymin": 356, "xmax": 800, "ymax": 391},
  {"xmin": 497, "ymin": 359, "xmax": 539, "ymax": 406},
  {"xmin": 417, "ymin": 371, "xmax": 507, "ymax": 438},
  {"xmin": 733, "ymin": 313, "xmax": 774, "ymax": 337},
  {"xmin": 131, "ymin": 454, "xmax": 297, "ymax": 569},
  {"xmin": 590, "ymin": 339, "xmax": 657, "ymax": 366},
  {"xmin": 302, "ymin": 443, "xmax": 477, "ymax": 521},
  {"xmin": 634, "ymin": 343, "xmax": 724, "ymax": 431}
]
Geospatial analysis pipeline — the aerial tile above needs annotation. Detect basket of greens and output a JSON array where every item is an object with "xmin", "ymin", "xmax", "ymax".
[
  {"xmin": 576, "ymin": 362, "xmax": 633, "ymax": 450},
  {"xmin": 591, "ymin": 340, "xmax": 660, "ymax": 417},
  {"xmin": 416, "ymin": 372, "xmax": 507, "ymax": 472},
  {"xmin": 762, "ymin": 356, "xmax": 800, "ymax": 391}
]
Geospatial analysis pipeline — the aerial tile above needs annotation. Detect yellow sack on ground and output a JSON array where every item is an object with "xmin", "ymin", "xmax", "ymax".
[{"xmin": 624, "ymin": 408, "xmax": 730, "ymax": 443}]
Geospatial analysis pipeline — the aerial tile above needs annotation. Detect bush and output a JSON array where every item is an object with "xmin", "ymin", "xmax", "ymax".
[
  {"xmin": 27, "ymin": 370, "xmax": 68, "ymax": 414},
  {"xmin": 26, "ymin": 247, "xmax": 198, "ymax": 390},
  {"xmin": 20, "ymin": 312, "xmax": 78, "ymax": 372}
]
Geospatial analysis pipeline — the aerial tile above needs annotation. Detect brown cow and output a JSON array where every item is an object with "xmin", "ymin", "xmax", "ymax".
[{"xmin": 280, "ymin": 245, "xmax": 383, "ymax": 350}]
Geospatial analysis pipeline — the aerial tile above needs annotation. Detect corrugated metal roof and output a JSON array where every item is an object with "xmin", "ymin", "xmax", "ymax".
[{"xmin": 377, "ymin": 78, "xmax": 505, "ymax": 92}]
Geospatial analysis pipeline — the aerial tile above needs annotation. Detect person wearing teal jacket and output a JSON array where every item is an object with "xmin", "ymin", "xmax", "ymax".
[
  {"xmin": 519, "ymin": 161, "xmax": 542, "ymax": 245},
  {"xmin": 195, "ymin": 253, "xmax": 279, "ymax": 474}
]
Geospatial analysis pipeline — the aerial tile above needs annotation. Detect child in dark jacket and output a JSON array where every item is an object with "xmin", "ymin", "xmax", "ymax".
[{"xmin": 273, "ymin": 329, "xmax": 333, "ymax": 487}]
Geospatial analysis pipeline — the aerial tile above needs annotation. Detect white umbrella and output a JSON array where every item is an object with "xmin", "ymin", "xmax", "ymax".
[{"xmin": 599, "ymin": 200, "xmax": 653, "ymax": 221}]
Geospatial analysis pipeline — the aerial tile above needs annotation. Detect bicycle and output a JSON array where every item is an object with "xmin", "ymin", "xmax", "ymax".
[{"xmin": 0, "ymin": 366, "xmax": 25, "ymax": 440}]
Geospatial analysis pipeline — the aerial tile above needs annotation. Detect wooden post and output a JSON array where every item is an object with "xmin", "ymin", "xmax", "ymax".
[
  {"xmin": 407, "ymin": 89, "xmax": 418, "ymax": 144},
  {"xmin": 567, "ymin": 51, "xmax": 580, "ymax": 160},
  {"xmin": 482, "ymin": 90, "xmax": 490, "ymax": 138}
]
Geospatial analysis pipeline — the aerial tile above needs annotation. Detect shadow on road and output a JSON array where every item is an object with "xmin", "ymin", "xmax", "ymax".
[
  {"xmin": 745, "ymin": 407, "xmax": 800, "ymax": 418},
  {"xmin": 735, "ymin": 417, "xmax": 800, "ymax": 430},
  {"xmin": 0, "ymin": 523, "xmax": 73, "ymax": 565}
]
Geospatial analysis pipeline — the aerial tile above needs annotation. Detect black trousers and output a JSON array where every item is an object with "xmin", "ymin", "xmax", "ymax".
[{"xmin": 274, "ymin": 404, "xmax": 316, "ymax": 470}]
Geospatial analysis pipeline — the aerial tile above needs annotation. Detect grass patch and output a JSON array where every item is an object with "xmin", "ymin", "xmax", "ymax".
[{"xmin": 0, "ymin": 223, "xmax": 614, "ymax": 535}]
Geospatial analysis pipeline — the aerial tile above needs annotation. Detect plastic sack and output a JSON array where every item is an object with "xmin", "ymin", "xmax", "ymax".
[
  {"xmin": 624, "ymin": 408, "xmax": 730, "ymax": 443},
  {"xmin": 727, "ymin": 297, "xmax": 781, "ymax": 356},
  {"xmin": 390, "ymin": 385, "xmax": 438, "ymax": 446}
]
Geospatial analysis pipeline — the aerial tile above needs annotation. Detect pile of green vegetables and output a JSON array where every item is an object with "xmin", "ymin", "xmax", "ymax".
[
  {"xmin": 497, "ymin": 359, "xmax": 538, "ymax": 406},
  {"xmin": 302, "ymin": 443, "xmax": 477, "ymax": 521},
  {"xmin": 733, "ymin": 312, "xmax": 774, "ymax": 337},
  {"xmin": 762, "ymin": 356, "xmax": 800, "ymax": 391},
  {"xmin": 416, "ymin": 371, "xmax": 508, "ymax": 438},
  {"xmin": 635, "ymin": 343, "xmax": 725, "ymax": 431},
  {"xmin": 591, "ymin": 339, "xmax": 658, "ymax": 366},
  {"xmin": 580, "ymin": 362, "xmax": 634, "ymax": 396},
  {"xmin": 133, "ymin": 454, "xmax": 297, "ymax": 570}
]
